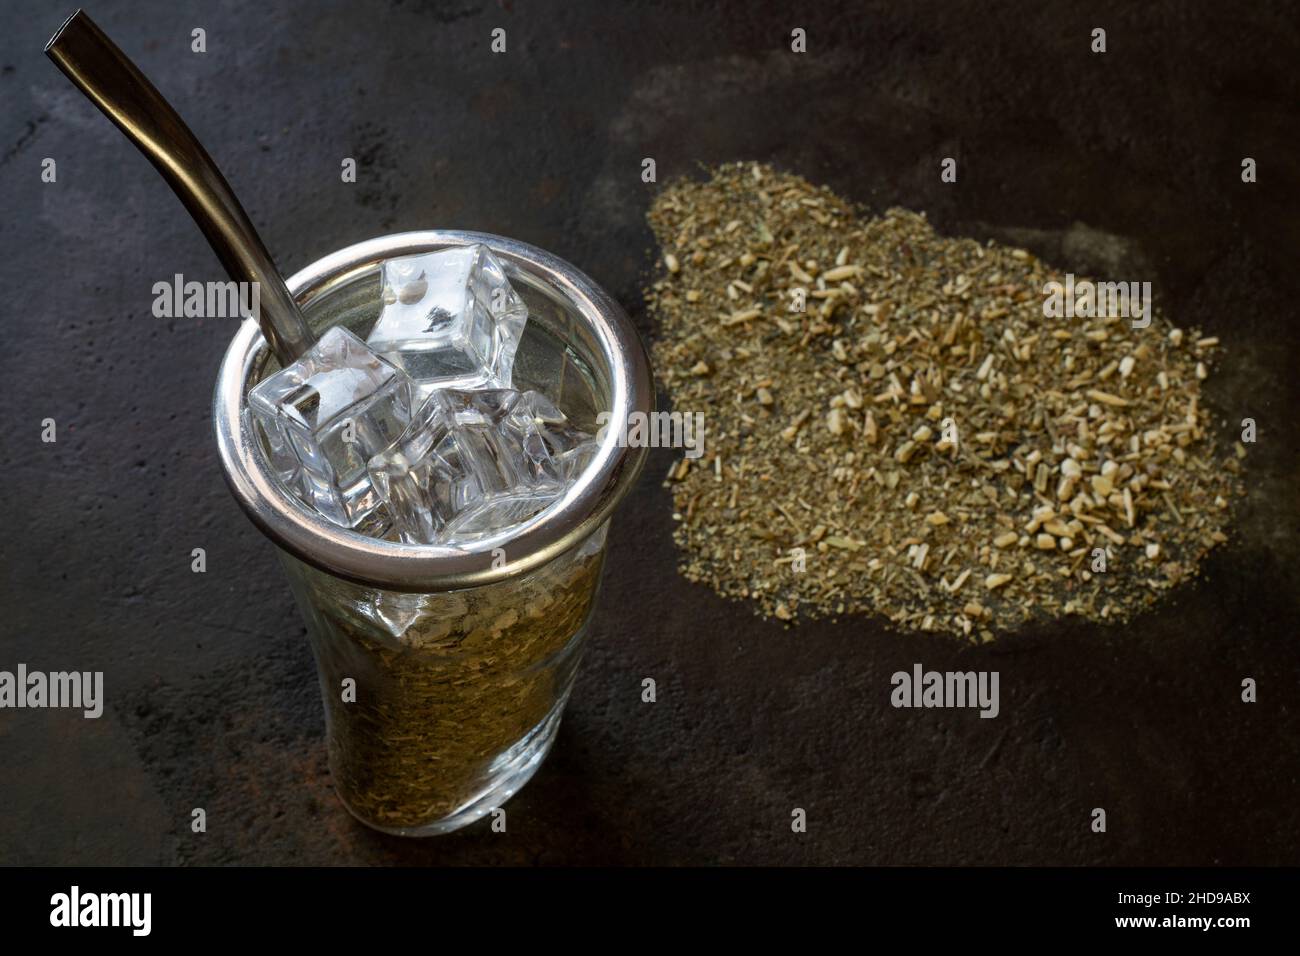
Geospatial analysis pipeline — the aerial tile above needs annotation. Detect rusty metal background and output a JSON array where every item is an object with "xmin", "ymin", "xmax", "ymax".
[{"xmin": 1, "ymin": 0, "xmax": 1297, "ymax": 864}]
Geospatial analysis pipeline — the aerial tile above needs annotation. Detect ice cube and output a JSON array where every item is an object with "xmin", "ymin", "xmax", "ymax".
[
  {"xmin": 367, "ymin": 245, "xmax": 528, "ymax": 394},
  {"xmin": 249, "ymin": 326, "xmax": 414, "ymax": 527},
  {"xmin": 505, "ymin": 391, "xmax": 599, "ymax": 485},
  {"xmin": 437, "ymin": 387, "xmax": 526, "ymax": 428},
  {"xmin": 432, "ymin": 388, "xmax": 596, "ymax": 482},
  {"xmin": 367, "ymin": 388, "xmax": 594, "ymax": 545}
]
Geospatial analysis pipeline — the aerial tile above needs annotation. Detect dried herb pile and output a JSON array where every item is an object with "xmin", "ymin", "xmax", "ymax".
[{"xmin": 649, "ymin": 162, "xmax": 1241, "ymax": 639}]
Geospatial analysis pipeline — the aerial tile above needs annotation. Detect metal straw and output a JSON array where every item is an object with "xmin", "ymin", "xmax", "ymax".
[{"xmin": 45, "ymin": 9, "xmax": 315, "ymax": 365}]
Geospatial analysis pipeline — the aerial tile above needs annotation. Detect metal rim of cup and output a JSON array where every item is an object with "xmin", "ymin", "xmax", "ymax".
[{"xmin": 213, "ymin": 230, "xmax": 654, "ymax": 592}]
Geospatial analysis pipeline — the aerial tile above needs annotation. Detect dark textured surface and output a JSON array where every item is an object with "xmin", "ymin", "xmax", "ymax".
[{"xmin": 1, "ymin": 0, "xmax": 1297, "ymax": 865}]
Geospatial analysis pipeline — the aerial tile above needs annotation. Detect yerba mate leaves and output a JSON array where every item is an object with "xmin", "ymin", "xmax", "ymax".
[{"xmin": 648, "ymin": 162, "xmax": 1239, "ymax": 640}]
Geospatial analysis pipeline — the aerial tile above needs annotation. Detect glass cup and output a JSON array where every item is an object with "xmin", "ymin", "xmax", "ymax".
[{"xmin": 213, "ymin": 232, "xmax": 652, "ymax": 835}]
